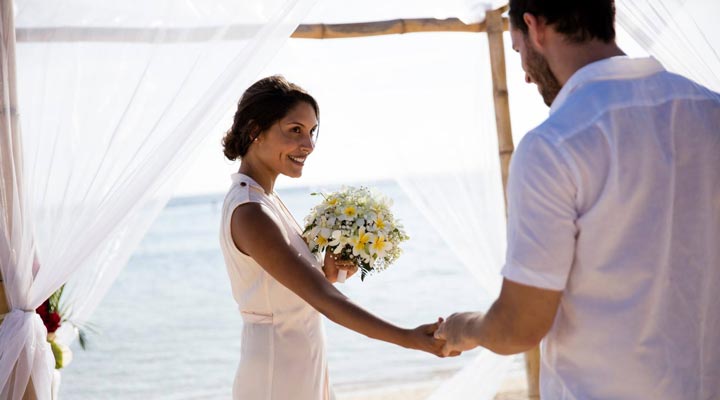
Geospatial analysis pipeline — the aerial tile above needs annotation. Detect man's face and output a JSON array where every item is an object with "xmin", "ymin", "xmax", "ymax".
[{"xmin": 510, "ymin": 27, "xmax": 562, "ymax": 107}]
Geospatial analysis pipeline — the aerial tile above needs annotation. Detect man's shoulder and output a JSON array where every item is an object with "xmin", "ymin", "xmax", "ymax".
[
  {"xmin": 566, "ymin": 69, "xmax": 719, "ymax": 112},
  {"xmin": 512, "ymin": 127, "xmax": 569, "ymax": 171},
  {"xmin": 543, "ymin": 71, "xmax": 718, "ymax": 141}
]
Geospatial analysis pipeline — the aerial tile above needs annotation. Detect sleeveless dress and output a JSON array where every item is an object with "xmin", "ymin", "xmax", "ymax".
[{"xmin": 219, "ymin": 173, "xmax": 335, "ymax": 400}]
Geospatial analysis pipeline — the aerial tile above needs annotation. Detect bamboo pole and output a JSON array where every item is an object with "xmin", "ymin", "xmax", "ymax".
[
  {"xmin": 485, "ymin": 7, "xmax": 541, "ymax": 400},
  {"xmin": 291, "ymin": 17, "xmax": 508, "ymax": 39},
  {"xmin": 485, "ymin": 7, "xmax": 514, "ymax": 206}
]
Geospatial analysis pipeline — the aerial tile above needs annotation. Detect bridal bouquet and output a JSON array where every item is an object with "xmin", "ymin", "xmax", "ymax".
[{"xmin": 302, "ymin": 187, "xmax": 409, "ymax": 281}]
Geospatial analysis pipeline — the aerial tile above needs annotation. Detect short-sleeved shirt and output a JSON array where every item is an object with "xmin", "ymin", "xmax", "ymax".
[{"xmin": 501, "ymin": 56, "xmax": 720, "ymax": 400}]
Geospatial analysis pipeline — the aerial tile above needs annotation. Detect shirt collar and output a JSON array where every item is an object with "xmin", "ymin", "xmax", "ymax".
[{"xmin": 550, "ymin": 56, "xmax": 665, "ymax": 114}]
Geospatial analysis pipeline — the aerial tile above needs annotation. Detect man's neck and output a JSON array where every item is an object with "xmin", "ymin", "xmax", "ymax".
[{"xmin": 548, "ymin": 40, "xmax": 626, "ymax": 86}]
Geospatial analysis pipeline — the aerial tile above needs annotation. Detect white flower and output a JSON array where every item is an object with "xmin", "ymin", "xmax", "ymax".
[{"xmin": 329, "ymin": 230, "xmax": 344, "ymax": 252}]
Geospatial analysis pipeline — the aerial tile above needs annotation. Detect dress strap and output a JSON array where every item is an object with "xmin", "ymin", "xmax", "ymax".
[{"xmin": 272, "ymin": 194, "xmax": 305, "ymax": 236}]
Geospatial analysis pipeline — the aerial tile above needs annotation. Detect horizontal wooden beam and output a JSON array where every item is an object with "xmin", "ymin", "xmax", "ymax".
[{"xmin": 291, "ymin": 17, "xmax": 509, "ymax": 39}]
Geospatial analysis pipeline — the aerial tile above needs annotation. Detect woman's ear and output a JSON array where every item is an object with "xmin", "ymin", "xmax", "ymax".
[{"xmin": 247, "ymin": 120, "xmax": 261, "ymax": 143}]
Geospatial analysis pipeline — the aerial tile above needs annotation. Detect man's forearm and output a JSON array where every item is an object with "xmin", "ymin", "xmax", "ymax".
[{"xmin": 469, "ymin": 300, "xmax": 544, "ymax": 355}]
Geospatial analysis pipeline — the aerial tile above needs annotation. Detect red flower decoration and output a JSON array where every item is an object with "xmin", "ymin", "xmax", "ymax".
[{"xmin": 36, "ymin": 300, "xmax": 62, "ymax": 333}]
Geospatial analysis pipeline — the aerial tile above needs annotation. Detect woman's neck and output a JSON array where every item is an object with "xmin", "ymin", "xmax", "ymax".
[{"xmin": 238, "ymin": 161, "xmax": 276, "ymax": 194}]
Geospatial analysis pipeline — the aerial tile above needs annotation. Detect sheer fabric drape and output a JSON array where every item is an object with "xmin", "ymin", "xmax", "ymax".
[
  {"xmin": 617, "ymin": 0, "xmax": 720, "ymax": 92},
  {"xmin": 0, "ymin": 0, "xmax": 317, "ymax": 398}
]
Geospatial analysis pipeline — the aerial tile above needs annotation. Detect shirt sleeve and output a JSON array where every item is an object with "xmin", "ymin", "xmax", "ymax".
[{"xmin": 501, "ymin": 132, "xmax": 579, "ymax": 291}]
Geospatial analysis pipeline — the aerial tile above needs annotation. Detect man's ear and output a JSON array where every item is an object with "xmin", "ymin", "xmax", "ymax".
[{"xmin": 523, "ymin": 12, "xmax": 546, "ymax": 53}]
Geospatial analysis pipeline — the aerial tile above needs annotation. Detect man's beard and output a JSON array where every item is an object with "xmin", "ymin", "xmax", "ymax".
[{"xmin": 525, "ymin": 39, "xmax": 562, "ymax": 107}]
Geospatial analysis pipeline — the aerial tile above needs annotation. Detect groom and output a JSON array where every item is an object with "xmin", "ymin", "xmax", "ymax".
[{"xmin": 435, "ymin": 0, "xmax": 720, "ymax": 399}]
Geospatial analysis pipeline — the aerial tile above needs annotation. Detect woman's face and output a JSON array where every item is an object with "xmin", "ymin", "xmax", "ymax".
[{"xmin": 255, "ymin": 101, "xmax": 318, "ymax": 178}]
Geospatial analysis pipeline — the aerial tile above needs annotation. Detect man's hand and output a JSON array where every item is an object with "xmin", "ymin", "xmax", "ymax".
[{"xmin": 434, "ymin": 312, "xmax": 484, "ymax": 357}]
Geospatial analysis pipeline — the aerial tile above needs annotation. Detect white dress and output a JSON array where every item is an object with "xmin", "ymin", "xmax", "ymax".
[{"xmin": 219, "ymin": 173, "xmax": 335, "ymax": 400}]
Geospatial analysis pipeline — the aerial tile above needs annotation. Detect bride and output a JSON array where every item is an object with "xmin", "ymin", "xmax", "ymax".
[{"xmin": 219, "ymin": 75, "xmax": 452, "ymax": 400}]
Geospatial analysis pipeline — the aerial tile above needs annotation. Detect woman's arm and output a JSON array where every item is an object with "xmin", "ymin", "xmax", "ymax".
[{"xmin": 231, "ymin": 203, "xmax": 445, "ymax": 356}]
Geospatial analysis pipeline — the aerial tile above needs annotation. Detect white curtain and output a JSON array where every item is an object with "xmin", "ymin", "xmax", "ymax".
[
  {"xmin": 391, "ymin": 29, "xmax": 519, "ymax": 400},
  {"xmin": 0, "ymin": 0, "xmax": 317, "ymax": 398},
  {"xmin": 617, "ymin": 0, "xmax": 720, "ymax": 91},
  {"xmin": 1, "ymin": 2, "xmax": 54, "ymax": 399}
]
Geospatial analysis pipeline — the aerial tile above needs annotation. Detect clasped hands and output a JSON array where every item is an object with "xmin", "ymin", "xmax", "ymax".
[
  {"xmin": 409, "ymin": 311, "xmax": 484, "ymax": 358},
  {"xmin": 432, "ymin": 311, "xmax": 484, "ymax": 357}
]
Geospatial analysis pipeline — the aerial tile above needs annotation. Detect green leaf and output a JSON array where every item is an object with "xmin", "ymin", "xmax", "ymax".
[
  {"xmin": 78, "ymin": 330, "xmax": 88, "ymax": 350},
  {"xmin": 48, "ymin": 284, "xmax": 65, "ymax": 314}
]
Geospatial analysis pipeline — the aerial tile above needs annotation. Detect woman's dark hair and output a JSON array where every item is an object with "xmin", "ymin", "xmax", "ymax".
[
  {"xmin": 509, "ymin": 0, "xmax": 616, "ymax": 43},
  {"xmin": 222, "ymin": 75, "xmax": 319, "ymax": 161}
]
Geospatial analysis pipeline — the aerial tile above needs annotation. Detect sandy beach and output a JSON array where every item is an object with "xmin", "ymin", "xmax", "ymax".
[{"xmin": 337, "ymin": 374, "xmax": 530, "ymax": 400}]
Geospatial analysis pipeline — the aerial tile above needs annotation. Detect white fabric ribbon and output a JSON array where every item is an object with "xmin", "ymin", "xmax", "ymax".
[{"xmin": 0, "ymin": 309, "xmax": 54, "ymax": 400}]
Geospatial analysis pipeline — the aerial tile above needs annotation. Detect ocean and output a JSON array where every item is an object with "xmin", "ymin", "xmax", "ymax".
[{"xmin": 58, "ymin": 181, "xmax": 518, "ymax": 399}]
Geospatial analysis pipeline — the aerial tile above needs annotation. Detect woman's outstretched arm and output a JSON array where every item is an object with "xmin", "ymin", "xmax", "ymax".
[{"xmin": 231, "ymin": 203, "xmax": 446, "ymax": 356}]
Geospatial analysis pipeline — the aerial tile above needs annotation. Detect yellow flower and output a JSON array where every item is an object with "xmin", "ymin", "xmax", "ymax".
[
  {"xmin": 371, "ymin": 235, "xmax": 393, "ymax": 258},
  {"xmin": 350, "ymin": 227, "xmax": 374, "ymax": 256},
  {"xmin": 374, "ymin": 215, "xmax": 386, "ymax": 230},
  {"xmin": 343, "ymin": 205, "xmax": 357, "ymax": 219},
  {"xmin": 317, "ymin": 234, "xmax": 329, "ymax": 248}
]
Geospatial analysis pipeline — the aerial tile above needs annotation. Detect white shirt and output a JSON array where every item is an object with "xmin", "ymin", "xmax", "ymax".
[{"xmin": 501, "ymin": 57, "xmax": 720, "ymax": 400}]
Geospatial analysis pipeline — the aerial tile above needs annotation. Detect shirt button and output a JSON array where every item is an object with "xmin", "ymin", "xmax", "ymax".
[{"xmin": 240, "ymin": 182, "xmax": 247, "ymax": 187}]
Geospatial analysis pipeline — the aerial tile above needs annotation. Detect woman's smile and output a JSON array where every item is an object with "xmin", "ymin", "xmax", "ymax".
[{"xmin": 288, "ymin": 154, "xmax": 307, "ymax": 166}]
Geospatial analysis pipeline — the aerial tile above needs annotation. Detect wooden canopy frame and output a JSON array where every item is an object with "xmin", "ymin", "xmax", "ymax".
[{"xmin": 291, "ymin": 6, "xmax": 540, "ymax": 399}]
